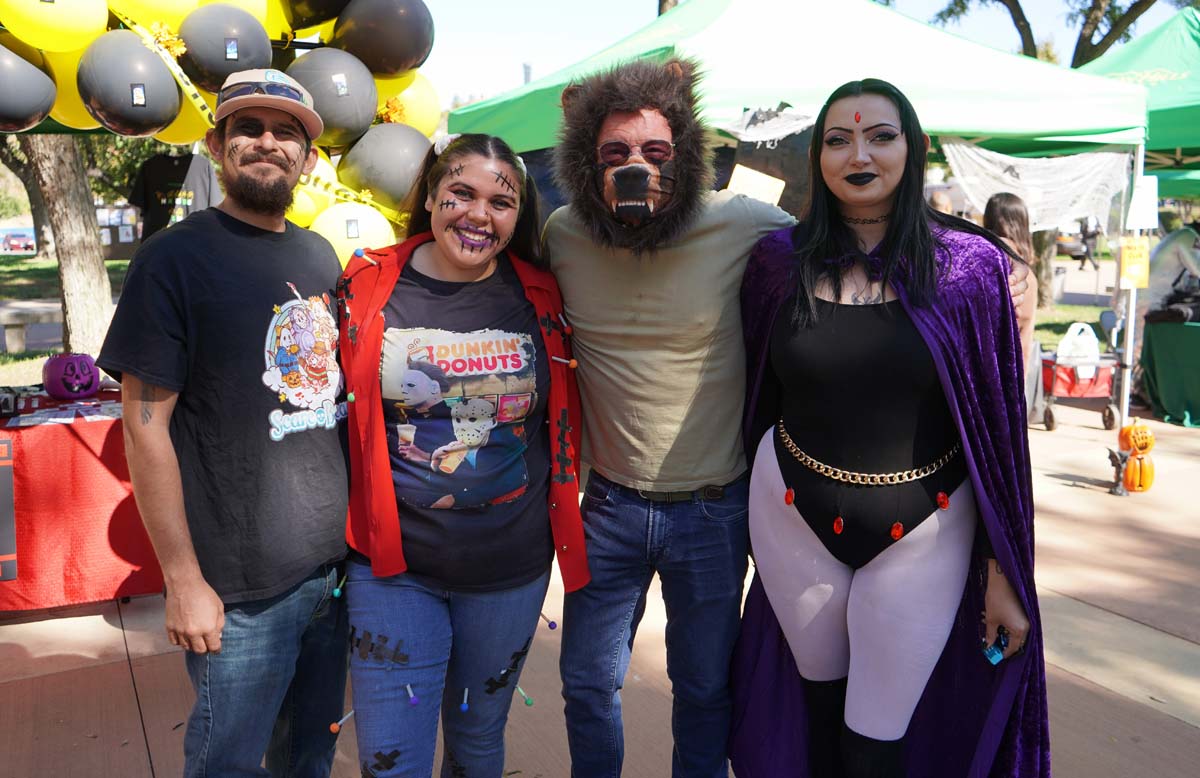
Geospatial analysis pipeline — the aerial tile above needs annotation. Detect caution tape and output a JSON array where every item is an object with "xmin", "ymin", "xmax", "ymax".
[
  {"xmin": 302, "ymin": 171, "xmax": 403, "ymax": 224},
  {"xmin": 111, "ymin": 9, "xmax": 215, "ymax": 127}
]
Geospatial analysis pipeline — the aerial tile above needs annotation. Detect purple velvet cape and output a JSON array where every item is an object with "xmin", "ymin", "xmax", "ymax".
[{"xmin": 729, "ymin": 227, "xmax": 1051, "ymax": 777}]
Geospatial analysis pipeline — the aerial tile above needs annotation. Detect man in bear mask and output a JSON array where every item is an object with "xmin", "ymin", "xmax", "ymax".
[
  {"xmin": 544, "ymin": 58, "xmax": 1029, "ymax": 777},
  {"xmin": 544, "ymin": 57, "xmax": 794, "ymax": 778}
]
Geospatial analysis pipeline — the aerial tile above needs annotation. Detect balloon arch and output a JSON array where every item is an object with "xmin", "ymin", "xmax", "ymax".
[{"xmin": 0, "ymin": 0, "xmax": 440, "ymax": 264}]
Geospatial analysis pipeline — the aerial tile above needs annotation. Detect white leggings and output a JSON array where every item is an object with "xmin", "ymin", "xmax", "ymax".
[{"xmin": 748, "ymin": 430, "xmax": 976, "ymax": 741}]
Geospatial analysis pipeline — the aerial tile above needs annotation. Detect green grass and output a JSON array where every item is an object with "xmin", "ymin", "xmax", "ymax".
[
  {"xmin": 0, "ymin": 351, "xmax": 55, "ymax": 387},
  {"xmin": 1034, "ymin": 304, "xmax": 1107, "ymax": 352},
  {"xmin": 0, "ymin": 254, "xmax": 129, "ymax": 300}
]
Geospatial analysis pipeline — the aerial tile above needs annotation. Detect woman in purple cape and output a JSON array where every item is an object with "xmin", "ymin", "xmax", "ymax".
[{"xmin": 729, "ymin": 79, "xmax": 1050, "ymax": 777}]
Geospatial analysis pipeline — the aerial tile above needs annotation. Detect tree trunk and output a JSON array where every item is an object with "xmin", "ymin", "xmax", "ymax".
[
  {"xmin": 16, "ymin": 135, "xmax": 111, "ymax": 355},
  {"xmin": 27, "ymin": 180, "xmax": 55, "ymax": 262},
  {"xmin": 1032, "ymin": 229, "xmax": 1058, "ymax": 310},
  {"xmin": 0, "ymin": 138, "xmax": 55, "ymax": 261}
]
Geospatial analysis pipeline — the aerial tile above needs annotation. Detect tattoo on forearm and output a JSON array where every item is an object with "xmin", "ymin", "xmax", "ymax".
[{"xmin": 140, "ymin": 384, "xmax": 156, "ymax": 425}]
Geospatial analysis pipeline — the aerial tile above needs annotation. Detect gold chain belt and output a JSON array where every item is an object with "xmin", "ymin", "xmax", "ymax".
[{"xmin": 776, "ymin": 418, "xmax": 960, "ymax": 486}]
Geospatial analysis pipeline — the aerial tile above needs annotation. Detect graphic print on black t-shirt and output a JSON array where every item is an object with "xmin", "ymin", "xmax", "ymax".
[
  {"xmin": 381, "ymin": 327, "xmax": 537, "ymax": 509},
  {"xmin": 261, "ymin": 282, "xmax": 344, "ymax": 441}
]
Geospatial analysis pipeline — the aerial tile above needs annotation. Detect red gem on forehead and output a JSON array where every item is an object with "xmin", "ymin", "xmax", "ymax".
[{"xmin": 854, "ymin": 111, "xmax": 861, "ymax": 123}]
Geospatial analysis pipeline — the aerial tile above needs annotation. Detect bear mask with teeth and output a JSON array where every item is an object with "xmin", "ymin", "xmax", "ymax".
[{"xmin": 553, "ymin": 57, "xmax": 713, "ymax": 255}]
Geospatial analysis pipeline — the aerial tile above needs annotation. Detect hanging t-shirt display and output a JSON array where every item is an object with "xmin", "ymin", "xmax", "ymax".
[
  {"xmin": 128, "ymin": 153, "xmax": 223, "ymax": 240},
  {"xmin": 379, "ymin": 256, "xmax": 552, "ymax": 591}
]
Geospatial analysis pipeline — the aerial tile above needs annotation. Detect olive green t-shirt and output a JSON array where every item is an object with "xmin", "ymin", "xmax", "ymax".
[{"xmin": 544, "ymin": 190, "xmax": 795, "ymax": 491}]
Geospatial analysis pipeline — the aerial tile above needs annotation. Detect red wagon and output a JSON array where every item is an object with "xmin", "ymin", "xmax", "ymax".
[{"xmin": 1040, "ymin": 353, "xmax": 1120, "ymax": 430}]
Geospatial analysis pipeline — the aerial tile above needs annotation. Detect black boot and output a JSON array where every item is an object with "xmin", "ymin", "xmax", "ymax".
[
  {"xmin": 841, "ymin": 726, "xmax": 905, "ymax": 778},
  {"xmin": 802, "ymin": 677, "xmax": 848, "ymax": 777}
]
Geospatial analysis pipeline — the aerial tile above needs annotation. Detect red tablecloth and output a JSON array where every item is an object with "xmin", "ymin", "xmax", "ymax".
[{"xmin": 0, "ymin": 398, "xmax": 163, "ymax": 611}]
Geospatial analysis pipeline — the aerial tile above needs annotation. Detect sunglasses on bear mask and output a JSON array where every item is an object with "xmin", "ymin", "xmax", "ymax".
[{"xmin": 597, "ymin": 139, "xmax": 675, "ymax": 167}]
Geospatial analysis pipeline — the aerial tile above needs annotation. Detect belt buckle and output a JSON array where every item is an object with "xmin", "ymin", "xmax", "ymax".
[{"xmin": 699, "ymin": 485, "xmax": 725, "ymax": 501}]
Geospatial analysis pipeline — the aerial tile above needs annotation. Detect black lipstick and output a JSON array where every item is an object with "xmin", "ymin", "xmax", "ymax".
[{"xmin": 845, "ymin": 173, "xmax": 877, "ymax": 186}]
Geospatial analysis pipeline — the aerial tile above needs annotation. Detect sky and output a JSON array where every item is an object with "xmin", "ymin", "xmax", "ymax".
[{"xmin": 418, "ymin": 0, "xmax": 1182, "ymax": 109}]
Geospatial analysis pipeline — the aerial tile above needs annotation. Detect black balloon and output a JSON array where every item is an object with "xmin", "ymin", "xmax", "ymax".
[
  {"xmin": 77, "ymin": 30, "xmax": 181, "ymax": 136},
  {"xmin": 286, "ymin": 48, "xmax": 377, "ymax": 147},
  {"xmin": 0, "ymin": 41, "xmax": 55, "ymax": 132},
  {"xmin": 285, "ymin": 0, "xmax": 350, "ymax": 30},
  {"xmin": 337, "ymin": 123, "xmax": 430, "ymax": 210},
  {"xmin": 178, "ymin": 4, "xmax": 273, "ymax": 93},
  {"xmin": 330, "ymin": 0, "xmax": 434, "ymax": 76}
]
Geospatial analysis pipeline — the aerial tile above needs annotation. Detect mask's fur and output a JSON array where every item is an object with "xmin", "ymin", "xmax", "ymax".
[{"xmin": 554, "ymin": 57, "xmax": 713, "ymax": 255}]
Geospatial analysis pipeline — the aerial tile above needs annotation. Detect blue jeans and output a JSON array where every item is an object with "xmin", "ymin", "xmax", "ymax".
[
  {"xmin": 183, "ymin": 563, "xmax": 349, "ymax": 778},
  {"xmin": 345, "ymin": 557, "xmax": 551, "ymax": 778},
  {"xmin": 561, "ymin": 472, "xmax": 750, "ymax": 778}
]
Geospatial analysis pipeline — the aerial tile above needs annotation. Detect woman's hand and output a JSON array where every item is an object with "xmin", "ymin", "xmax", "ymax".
[
  {"xmin": 1008, "ymin": 261, "xmax": 1031, "ymax": 310},
  {"xmin": 983, "ymin": 558, "xmax": 1030, "ymax": 661}
]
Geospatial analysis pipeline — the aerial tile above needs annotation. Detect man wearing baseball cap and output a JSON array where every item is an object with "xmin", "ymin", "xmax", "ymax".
[{"xmin": 100, "ymin": 69, "xmax": 349, "ymax": 776}]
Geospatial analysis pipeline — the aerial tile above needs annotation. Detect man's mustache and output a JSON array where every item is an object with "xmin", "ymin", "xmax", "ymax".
[{"xmin": 240, "ymin": 152, "xmax": 291, "ymax": 172}]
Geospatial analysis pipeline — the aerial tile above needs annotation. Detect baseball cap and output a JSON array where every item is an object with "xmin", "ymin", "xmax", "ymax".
[{"xmin": 214, "ymin": 69, "xmax": 324, "ymax": 141}]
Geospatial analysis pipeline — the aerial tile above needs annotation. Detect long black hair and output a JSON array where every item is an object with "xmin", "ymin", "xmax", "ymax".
[
  {"xmin": 792, "ymin": 78, "xmax": 1020, "ymax": 327},
  {"xmin": 402, "ymin": 133, "xmax": 545, "ymax": 267}
]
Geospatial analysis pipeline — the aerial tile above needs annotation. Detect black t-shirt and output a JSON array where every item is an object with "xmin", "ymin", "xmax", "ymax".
[
  {"xmin": 378, "ymin": 251, "xmax": 552, "ymax": 591},
  {"xmin": 128, "ymin": 153, "xmax": 223, "ymax": 240},
  {"xmin": 98, "ymin": 208, "xmax": 349, "ymax": 604}
]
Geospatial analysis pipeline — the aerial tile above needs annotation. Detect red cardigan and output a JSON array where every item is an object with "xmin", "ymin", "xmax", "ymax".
[{"xmin": 337, "ymin": 233, "xmax": 590, "ymax": 592}]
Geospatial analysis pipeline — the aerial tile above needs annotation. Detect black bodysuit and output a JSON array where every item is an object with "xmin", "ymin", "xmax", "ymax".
[{"xmin": 770, "ymin": 297, "xmax": 969, "ymax": 569}]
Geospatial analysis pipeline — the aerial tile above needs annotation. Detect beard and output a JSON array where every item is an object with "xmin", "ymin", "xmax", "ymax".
[{"xmin": 219, "ymin": 156, "xmax": 296, "ymax": 216}]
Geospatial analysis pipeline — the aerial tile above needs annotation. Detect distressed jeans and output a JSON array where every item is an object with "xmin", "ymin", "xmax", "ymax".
[
  {"xmin": 345, "ymin": 556, "xmax": 551, "ymax": 778},
  {"xmin": 560, "ymin": 471, "xmax": 750, "ymax": 778}
]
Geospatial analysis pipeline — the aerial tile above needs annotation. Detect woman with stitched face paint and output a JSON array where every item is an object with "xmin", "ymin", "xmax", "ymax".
[
  {"xmin": 336, "ymin": 134, "xmax": 589, "ymax": 777},
  {"xmin": 730, "ymin": 80, "xmax": 1050, "ymax": 778}
]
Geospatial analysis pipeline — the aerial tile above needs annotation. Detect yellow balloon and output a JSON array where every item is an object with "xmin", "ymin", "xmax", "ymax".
[
  {"xmin": 286, "ymin": 187, "xmax": 320, "ymax": 228},
  {"xmin": 309, "ymin": 202, "xmax": 396, "ymax": 268},
  {"xmin": 374, "ymin": 69, "xmax": 417, "ymax": 112},
  {"xmin": 303, "ymin": 154, "xmax": 338, "ymax": 211},
  {"xmin": 0, "ymin": 0, "xmax": 107, "ymax": 52},
  {"xmin": 379, "ymin": 72, "xmax": 440, "ymax": 137},
  {"xmin": 42, "ymin": 48, "xmax": 100, "ymax": 130},
  {"xmin": 154, "ymin": 98, "xmax": 213, "ymax": 145},
  {"xmin": 108, "ymin": 0, "xmax": 201, "ymax": 31}
]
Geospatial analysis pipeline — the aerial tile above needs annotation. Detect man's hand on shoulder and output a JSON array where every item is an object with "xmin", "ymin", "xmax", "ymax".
[{"xmin": 165, "ymin": 572, "xmax": 225, "ymax": 654}]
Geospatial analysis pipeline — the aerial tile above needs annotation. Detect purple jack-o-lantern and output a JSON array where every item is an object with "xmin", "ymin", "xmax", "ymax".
[{"xmin": 43, "ymin": 353, "xmax": 99, "ymax": 400}]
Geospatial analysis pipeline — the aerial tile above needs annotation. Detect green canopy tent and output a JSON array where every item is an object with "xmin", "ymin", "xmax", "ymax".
[
  {"xmin": 449, "ymin": 0, "xmax": 1146, "ymax": 156},
  {"xmin": 1082, "ymin": 8, "xmax": 1200, "ymax": 195}
]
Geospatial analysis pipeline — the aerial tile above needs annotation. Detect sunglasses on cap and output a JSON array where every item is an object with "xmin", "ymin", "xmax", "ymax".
[
  {"xmin": 217, "ymin": 81, "xmax": 307, "ymax": 107},
  {"xmin": 596, "ymin": 139, "xmax": 675, "ymax": 167}
]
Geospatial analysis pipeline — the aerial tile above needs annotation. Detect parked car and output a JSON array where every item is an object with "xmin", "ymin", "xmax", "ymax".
[{"xmin": 2, "ymin": 233, "xmax": 35, "ymax": 252}]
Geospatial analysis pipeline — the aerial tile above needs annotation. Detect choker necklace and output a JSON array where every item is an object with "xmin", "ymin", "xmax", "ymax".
[{"xmin": 843, "ymin": 213, "xmax": 891, "ymax": 225}]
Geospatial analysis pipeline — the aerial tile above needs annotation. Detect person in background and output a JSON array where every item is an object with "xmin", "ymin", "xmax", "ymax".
[
  {"xmin": 984, "ymin": 192, "xmax": 1040, "ymax": 362},
  {"xmin": 928, "ymin": 188, "xmax": 953, "ymax": 215}
]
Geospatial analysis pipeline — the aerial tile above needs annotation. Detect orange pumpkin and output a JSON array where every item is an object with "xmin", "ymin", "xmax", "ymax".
[
  {"xmin": 1118, "ymin": 420, "xmax": 1155, "ymax": 454},
  {"xmin": 1123, "ymin": 454, "xmax": 1154, "ymax": 492}
]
